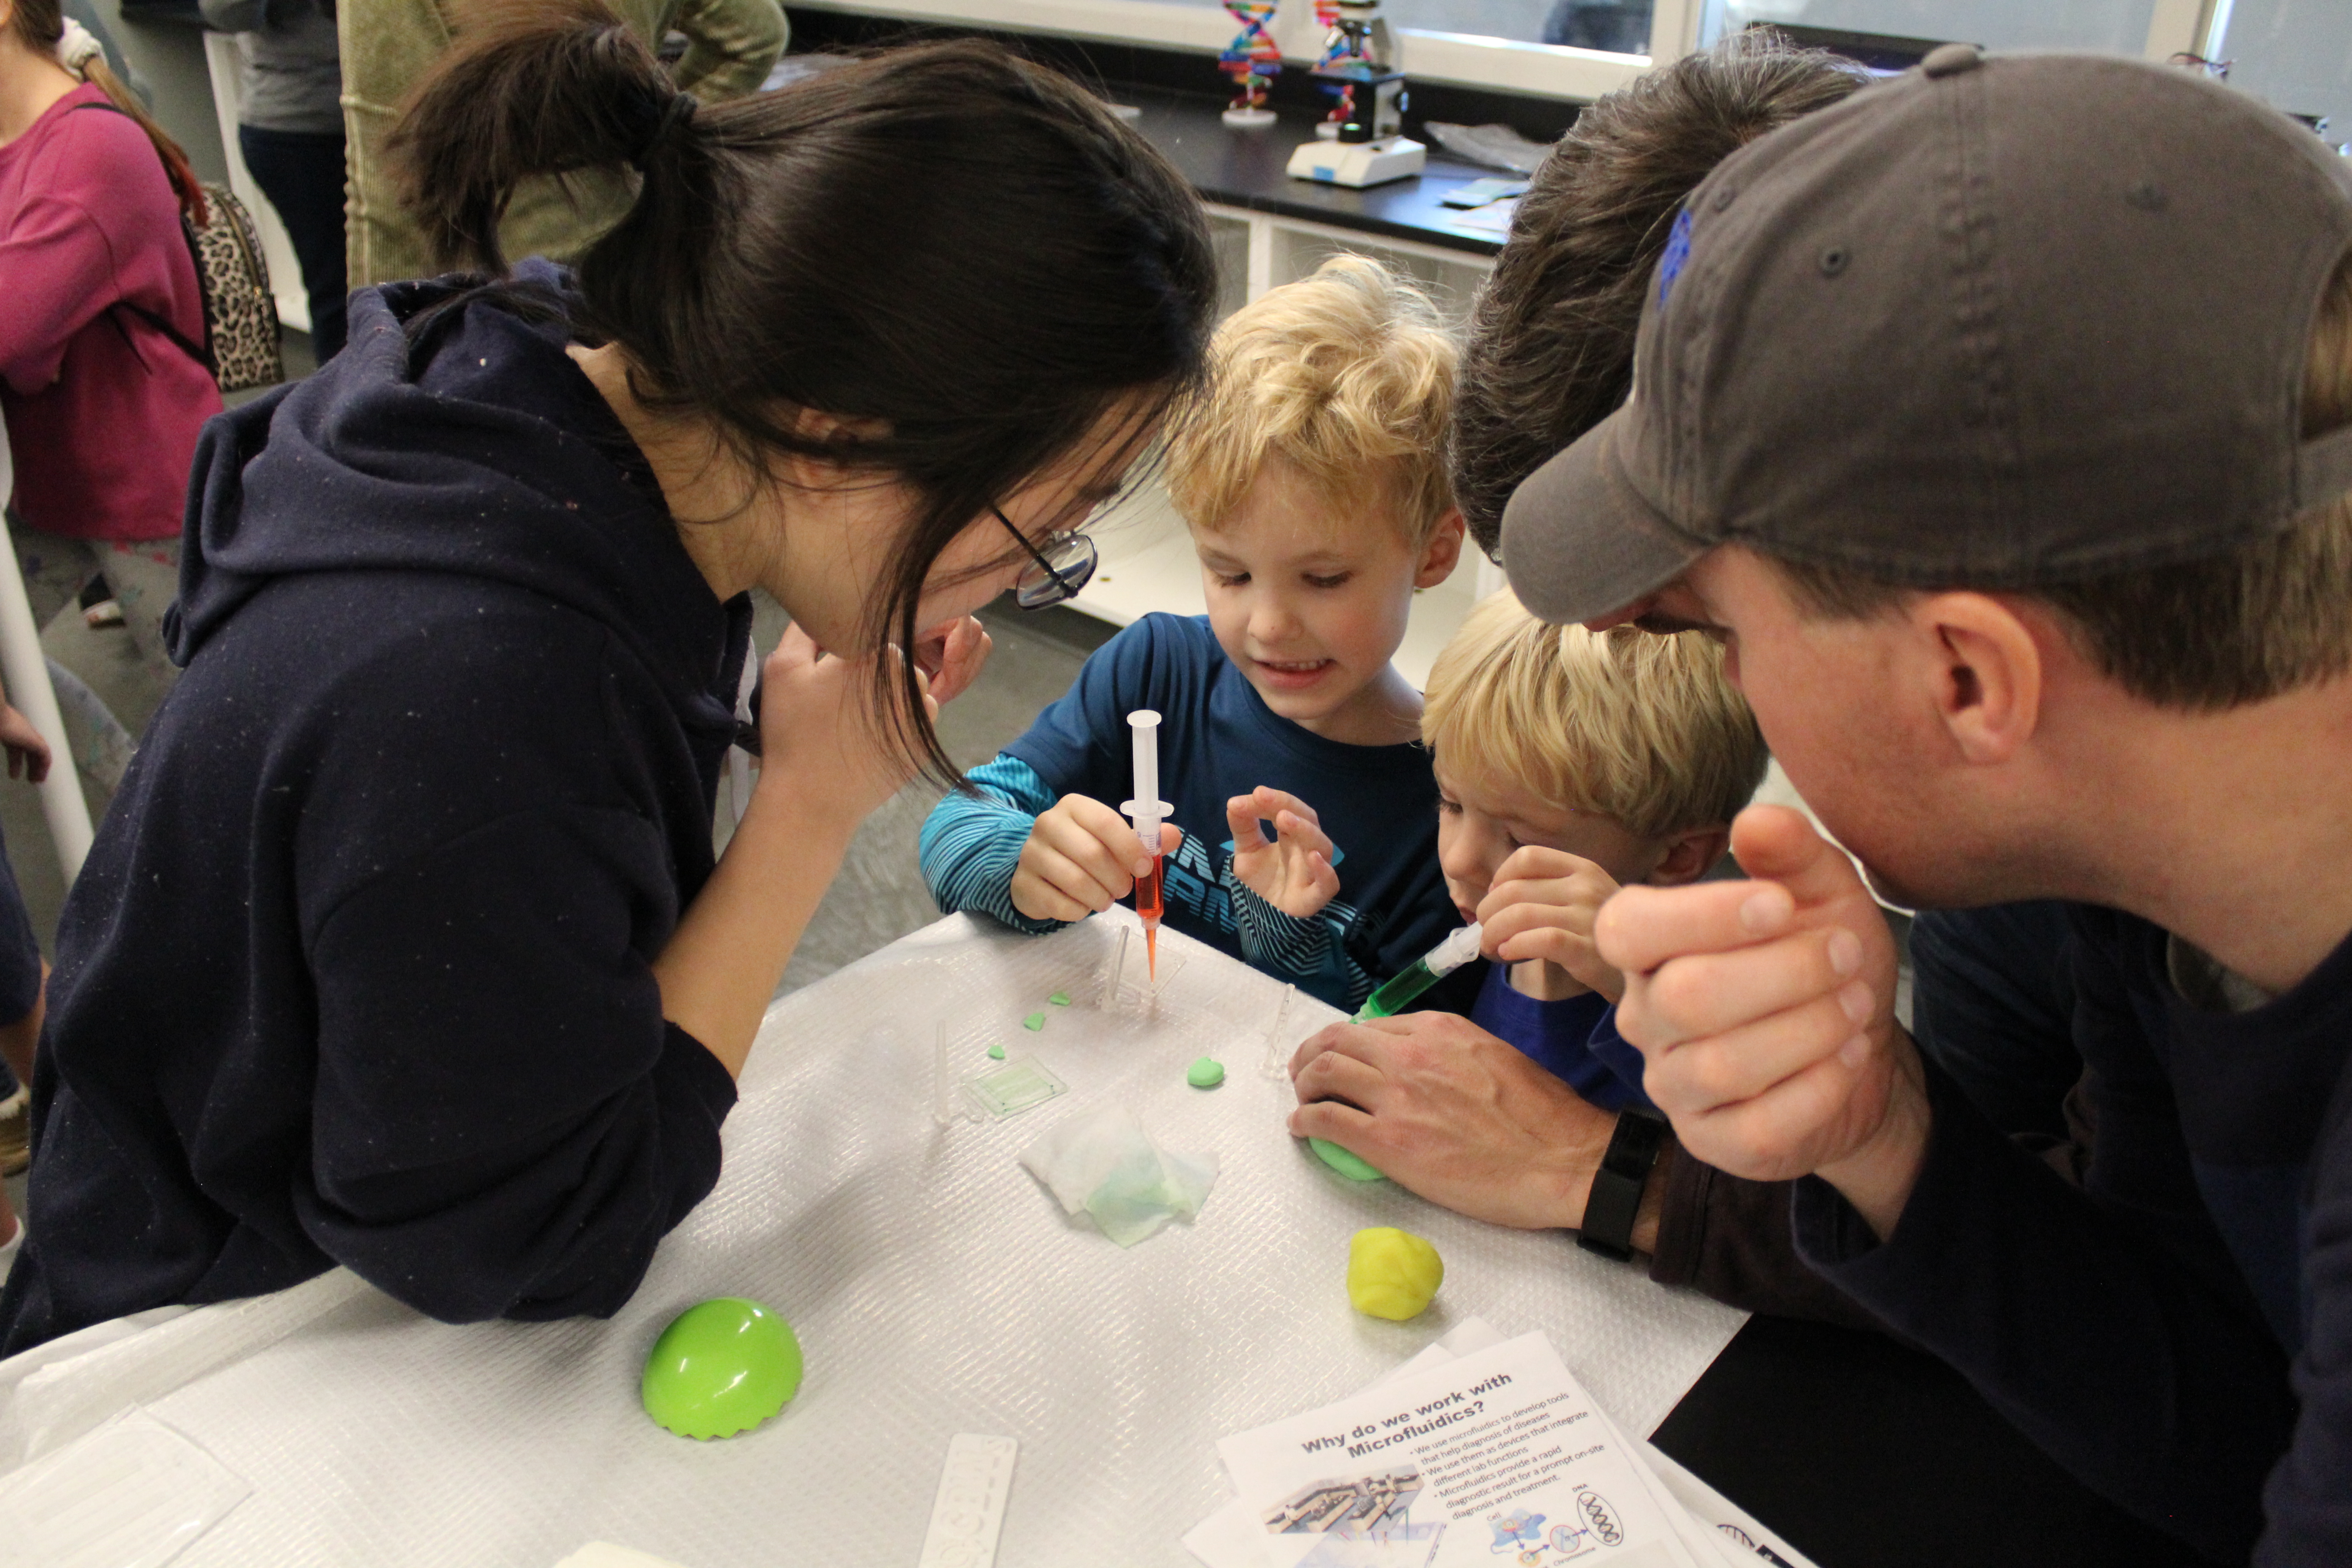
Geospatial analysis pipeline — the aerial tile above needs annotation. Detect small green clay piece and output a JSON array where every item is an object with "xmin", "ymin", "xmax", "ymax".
[
  {"xmin": 986, "ymin": 1043, "xmax": 1006, "ymax": 1060},
  {"xmin": 1186, "ymin": 1056, "xmax": 1225, "ymax": 1088},
  {"xmin": 1049, "ymin": 991, "xmax": 1072, "ymax": 1007},
  {"xmin": 1023, "ymin": 1011, "xmax": 1047, "ymax": 1031},
  {"xmin": 1309, "ymin": 1137, "xmax": 1385, "ymax": 1182},
  {"xmin": 640, "ymin": 1297, "xmax": 803, "ymax": 1440}
]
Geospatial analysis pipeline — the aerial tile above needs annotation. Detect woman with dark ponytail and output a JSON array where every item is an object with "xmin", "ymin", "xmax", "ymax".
[{"xmin": 0, "ymin": 3, "xmax": 1216, "ymax": 1352}]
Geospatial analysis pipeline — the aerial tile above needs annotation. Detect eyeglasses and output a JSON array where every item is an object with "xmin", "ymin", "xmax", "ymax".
[{"xmin": 992, "ymin": 503, "xmax": 1099, "ymax": 610}]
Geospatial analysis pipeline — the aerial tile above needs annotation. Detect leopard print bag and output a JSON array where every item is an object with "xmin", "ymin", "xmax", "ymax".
[
  {"xmin": 67, "ymin": 103, "xmax": 285, "ymax": 394},
  {"xmin": 187, "ymin": 182, "xmax": 284, "ymax": 394}
]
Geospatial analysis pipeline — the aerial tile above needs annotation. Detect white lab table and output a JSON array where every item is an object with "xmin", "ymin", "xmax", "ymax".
[{"xmin": 0, "ymin": 910, "xmax": 1743, "ymax": 1567}]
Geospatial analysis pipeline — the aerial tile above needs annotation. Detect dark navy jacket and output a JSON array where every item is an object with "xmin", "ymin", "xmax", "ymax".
[
  {"xmin": 1798, "ymin": 903, "xmax": 2352, "ymax": 1567},
  {"xmin": 0, "ymin": 265, "xmax": 746, "ymax": 1355}
]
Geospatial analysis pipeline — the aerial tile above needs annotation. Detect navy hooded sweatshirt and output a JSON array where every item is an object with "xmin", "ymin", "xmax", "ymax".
[{"xmin": 0, "ymin": 265, "xmax": 747, "ymax": 1356}]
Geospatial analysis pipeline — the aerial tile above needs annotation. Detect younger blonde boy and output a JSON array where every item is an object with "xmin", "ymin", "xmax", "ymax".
[
  {"xmin": 920, "ymin": 257, "xmax": 1468, "ymax": 1009},
  {"xmin": 1419, "ymin": 590, "xmax": 1765, "ymax": 1107}
]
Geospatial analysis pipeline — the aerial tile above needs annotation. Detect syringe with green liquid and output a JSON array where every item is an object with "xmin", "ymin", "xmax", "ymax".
[
  {"xmin": 1307, "ymin": 922, "xmax": 1487, "ymax": 1183},
  {"xmin": 1353, "ymin": 921, "xmax": 1484, "ymax": 1020}
]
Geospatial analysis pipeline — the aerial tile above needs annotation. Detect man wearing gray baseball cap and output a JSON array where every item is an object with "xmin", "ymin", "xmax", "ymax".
[{"xmin": 1502, "ymin": 44, "xmax": 2352, "ymax": 1568}]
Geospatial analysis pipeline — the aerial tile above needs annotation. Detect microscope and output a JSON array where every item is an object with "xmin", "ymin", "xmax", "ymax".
[{"xmin": 1284, "ymin": 0, "xmax": 1426, "ymax": 188}]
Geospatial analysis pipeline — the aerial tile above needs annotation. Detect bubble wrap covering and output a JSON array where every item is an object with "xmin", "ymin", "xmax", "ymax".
[{"xmin": 24, "ymin": 912, "xmax": 1745, "ymax": 1567}]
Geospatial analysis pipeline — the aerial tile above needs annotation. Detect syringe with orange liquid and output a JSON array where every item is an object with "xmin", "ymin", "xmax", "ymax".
[{"xmin": 1120, "ymin": 709, "xmax": 1170, "ymax": 979}]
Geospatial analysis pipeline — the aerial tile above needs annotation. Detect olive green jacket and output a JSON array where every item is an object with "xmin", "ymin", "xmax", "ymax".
[{"xmin": 341, "ymin": 0, "xmax": 785, "ymax": 286}]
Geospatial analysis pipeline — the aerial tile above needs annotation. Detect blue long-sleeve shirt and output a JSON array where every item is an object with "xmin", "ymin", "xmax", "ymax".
[{"xmin": 920, "ymin": 613, "xmax": 1460, "ymax": 1011}]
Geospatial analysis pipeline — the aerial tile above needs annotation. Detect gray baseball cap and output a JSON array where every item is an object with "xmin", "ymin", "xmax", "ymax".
[{"xmin": 1501, "ymin": 45, "xmax": 2352, "ymax": 626}]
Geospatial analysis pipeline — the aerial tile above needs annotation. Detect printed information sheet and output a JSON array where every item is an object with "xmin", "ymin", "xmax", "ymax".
[{"xmin": 1215, "ymin": 1332, "xmax": 1700, "ymax": 1568}]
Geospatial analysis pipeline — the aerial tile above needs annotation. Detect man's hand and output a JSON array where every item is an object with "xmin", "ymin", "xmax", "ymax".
[
  {"xmin": 1288, "ymin": 1011, "xmax": 1622, "ymax": 1233},
  {"xmin": 1012, "ymin": 795, "xmax": 1181, "ymax": 923},
  {"xmin": 1597, "ymin": 805, "xmax": 1930, "ymax": 1238},
  {"xmin": 0, "ymin": 703, "xmax": 49, "ymax": 784},
  {"xmin": 1227, "ymin": 786, "xmax": 1341, "ymax": 917},
  {"xmin": 1479, "ymin": 846, "xmax": 1625, "ymax": 1001}
]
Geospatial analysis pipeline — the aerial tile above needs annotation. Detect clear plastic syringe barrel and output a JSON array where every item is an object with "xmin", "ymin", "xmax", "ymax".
[{"xmin": 1121, "ymin": 709, "xmax": 1167, "ymax": 858}]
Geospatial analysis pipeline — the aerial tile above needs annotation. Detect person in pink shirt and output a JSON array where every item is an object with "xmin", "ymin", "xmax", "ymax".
[
  {"xmin": 0, "ymin": 0, "xmax": 212, "ymax": 1277},
  {"xmin": 0, "ymin": 0, "xmax": 221, "ymax": 789}
]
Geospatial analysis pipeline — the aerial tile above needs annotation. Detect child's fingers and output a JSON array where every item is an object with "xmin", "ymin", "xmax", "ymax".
[
  {"xmin": 1273, "ymin": 809, "xmax": 1335, "ymax": 859},
  {"xmin": 1485, "ymin": 863, "xmax": 1613, "ymax": 921},
  {"xmin": 1485, "ymin": 889, "xmax": 1600, "ymax": 948},
  {"xmin": 1492, "ymin": 843, "xmax": 1596, "ymax": 886},
  {"xmin": 1057, "ymin": 794, "xmax": 1155, "ymax": 878},
  {"xmin": 1014, "ymin": 882, "xmax": 1095, "ymax": 924},
  {"xmin": 1496, "ymin": 924, "xmax": 1601, "ymax": 978},
  {"xmin": 1307, "ymin": 850, "xmax": 1340, "ymax": 903},
  {"xmin": 1017, "ymin": 841, "xmax": 1116, "ymax": 916},
  {"xmin": 1226, "ymin": 794, "xmax": 1270, "ymax": 853},
  {"xmin": 1158, "ymin": 822, "xmax": 1184, "ymax": 857},
  {"xmin": 1254, "ymin": 786, "xmax": 1322, "ymax": 828},
  {"xmin": 1033, "ymin": 810, "xmax": 1138, "ymax": 902}
]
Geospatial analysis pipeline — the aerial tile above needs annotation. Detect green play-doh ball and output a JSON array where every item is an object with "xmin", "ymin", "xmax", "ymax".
[
  {"xmin": 640, "ymin": 1297, "xmax": 803, "ymax": 1440},
  {"xmin": 1309, "ymin": 1137, "xmax": 1384, "ymax": 1181}
]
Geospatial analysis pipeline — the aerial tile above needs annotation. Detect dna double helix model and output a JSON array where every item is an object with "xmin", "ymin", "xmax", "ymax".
[{"xmin": 1220, "ymin": 0, "xmax": 1282, "ymax": 116}]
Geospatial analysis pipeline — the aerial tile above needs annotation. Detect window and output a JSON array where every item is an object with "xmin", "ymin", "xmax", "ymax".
[
  {"xmin": 2216, "ymin": 0, "xmax": 2352, "ymax": 147},
  {"xmin": 1156, "ymin": 0, "xmax": 1652, "ymax": 50},
  {"xmin": 1699, "ymin": 0, "xmax": 2159, "ymax": 55}
]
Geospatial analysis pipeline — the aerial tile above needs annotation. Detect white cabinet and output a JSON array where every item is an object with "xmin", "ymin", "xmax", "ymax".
[{"xmin": 1067, "ymin": 204, "xmax": 1504, "ymax": 687}]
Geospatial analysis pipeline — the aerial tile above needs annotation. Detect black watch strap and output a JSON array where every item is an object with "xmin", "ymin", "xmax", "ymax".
[{"xmin": 1576, "ymin": 1109, "xmax": 1669, "ymax": 1261}]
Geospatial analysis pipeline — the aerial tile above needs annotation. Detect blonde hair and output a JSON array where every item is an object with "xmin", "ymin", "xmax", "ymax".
[
  {"xmin": 1166, "ymin": 255, "xmax": 1458, "ymax": 542},
  {"xmin": 1423, "ymin": 591, "xmax": 1768, "ymax": 843}
]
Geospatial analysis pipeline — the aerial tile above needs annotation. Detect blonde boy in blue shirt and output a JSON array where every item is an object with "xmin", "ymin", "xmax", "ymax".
[{"xmin": 921, "ymin": 258, "xmax": 1468, "ymax": 1009}]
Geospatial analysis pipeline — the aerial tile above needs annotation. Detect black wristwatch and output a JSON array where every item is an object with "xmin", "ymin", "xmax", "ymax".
[{"xmin": 1576, "ymin": 1109, "xmax": 1668, "ymax": 1261}]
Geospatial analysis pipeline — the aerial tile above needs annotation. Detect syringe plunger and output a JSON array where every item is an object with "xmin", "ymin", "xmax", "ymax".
[{"xmin": 1122, "ymin": 709, "xmax": 1168, "ymax": 853}]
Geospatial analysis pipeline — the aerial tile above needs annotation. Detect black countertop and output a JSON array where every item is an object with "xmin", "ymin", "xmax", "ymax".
[{"xmin": 1114, "ymin": 88, "xmax": 1508, "ymax": 257}]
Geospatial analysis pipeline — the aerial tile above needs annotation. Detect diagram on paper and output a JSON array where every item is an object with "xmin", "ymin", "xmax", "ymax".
[{"xmin": 1264, "ymin": 1469, "xmax": 1445, "ymax": 1567}]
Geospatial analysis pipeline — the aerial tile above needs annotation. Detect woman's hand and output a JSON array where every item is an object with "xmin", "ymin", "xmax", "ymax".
[
  {"xmin": 0, "ymin": 702, "xmax": 51, "ymax": 784},
  {"xmin": 753, "ymin": 624, "xmax": 927, "ymax": 830},
  {"xmin": 912, "ymin": 615, "xmax": 991, "ymax": 706}
]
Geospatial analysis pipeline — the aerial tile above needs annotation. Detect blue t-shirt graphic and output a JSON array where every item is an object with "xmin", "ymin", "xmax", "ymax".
[{"xmin": 919, "ymin": 614, "xmax": 1459, "ymax": 1009}]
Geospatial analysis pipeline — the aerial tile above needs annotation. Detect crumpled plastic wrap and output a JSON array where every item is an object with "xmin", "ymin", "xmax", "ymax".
[
  {"xmin": 1022, "ymin": 1103, "xmax": 1219, "ymax": 1245},
  {"xmin": 0, "ymin": 911, "xmax": 1745, "ymax": 1567}
]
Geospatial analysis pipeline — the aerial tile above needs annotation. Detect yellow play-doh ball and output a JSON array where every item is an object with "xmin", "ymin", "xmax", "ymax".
[{"xmin": 1347, "ymin": 1227, "xmax": 1443, "ymax": 1321}]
